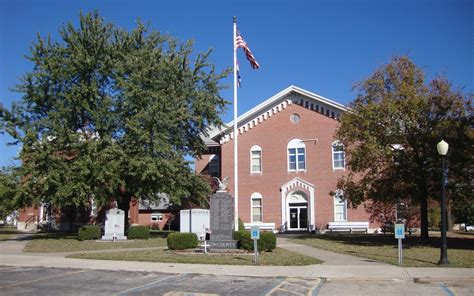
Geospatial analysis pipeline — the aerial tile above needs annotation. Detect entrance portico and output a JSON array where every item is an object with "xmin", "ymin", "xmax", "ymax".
[{"xmin": 280, "ymin": 177, "xmax": 315, "ymax": 231}]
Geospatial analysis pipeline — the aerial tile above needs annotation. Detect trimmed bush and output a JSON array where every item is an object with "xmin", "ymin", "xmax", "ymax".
[
  {"xmin": 128, "ymin": 225, "xmax": 150, "ymax": 240},
  {"xmin": 259, "ymin": 232, "xmax": 277, "ymax": 251},
  {"xmin": 235, "ymin": 230, "xmax": 276, "ymax": 252},
  {"xmin": 238, "ymin": 217, "xmax": 245, "ymax": 232},
  {"xmin": 167, "ymin": 232, "xmax": 198, "ymax": 250},
  {"xmin": 78, "ymin": 225, "xmax": 101, "ymax": 241},
  {"xmin": 233, "ymin": 231, "xmax": 243, "ymax": 243}
]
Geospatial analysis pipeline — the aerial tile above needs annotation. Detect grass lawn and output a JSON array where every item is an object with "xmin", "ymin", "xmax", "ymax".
[
  {"xmin": 0, "ymin": 233, "xmax": 18, "ymax": 241},
  {"xmin": 289, "ymin": 233, "xmax": 474, "ymax": 268},
  {"xmin": 0, "ymin": 227, "xmax": 22, "ymax": 242},
  {"xmin": 67, "ymin": 247, "xmax": 322, "ymax": 266},
  {"xmin": 24, "ymin": 233, "xmax": 168, "ymax": 252}
]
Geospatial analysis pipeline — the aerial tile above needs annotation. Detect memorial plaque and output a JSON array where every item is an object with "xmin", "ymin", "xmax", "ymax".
[
  {"xmin": 101, "ymin": 208, "xmax": 127, "ymax": 241},
  {"xmin": 209, "ymin": 191, "xmax": 237, "ymax": 249}
]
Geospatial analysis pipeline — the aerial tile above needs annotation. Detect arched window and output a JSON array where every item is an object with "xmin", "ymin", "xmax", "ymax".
[
  {"xmin": 332, "ymin": 141, "xmax": 345, "ymax": 170},
  {"xmin": 251, "ymin": 192, "xmax": 263, "ymax": 222},
  {"xmin": 287, "ymin": 139, "xmax": 306, "ymax": 171},
  {"xmin": 334, "ymin": 190, "xmax": 347, "ymax": 222},
  {"xmin": 209, "ymin": 155, "xmax": 220, "ymax": 177},
  {"xmin": 250, "ymin": 145, "xmax": 262, "ymax": 174}
]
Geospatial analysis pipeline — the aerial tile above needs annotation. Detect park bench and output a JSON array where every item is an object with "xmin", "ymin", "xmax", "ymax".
[
  {"xmin": 244, "ymin": 222, "xmax": 275, "ymax": 232},
  {"xmin": 327, "ymin": 221, "xmax": 369, "ymax": 233}
]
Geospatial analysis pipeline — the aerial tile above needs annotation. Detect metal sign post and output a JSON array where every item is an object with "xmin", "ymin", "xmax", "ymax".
[
  {"xmin": 395, "ymin": 223, "xmax": 405, "ymax": 266},
  {"xmin": 251, "ymin": 226, "xmax": 260, "ymax": 264}
]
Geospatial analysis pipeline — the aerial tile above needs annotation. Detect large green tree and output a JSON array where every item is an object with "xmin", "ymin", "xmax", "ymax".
[
  {"xmin": 0, "ymin": 167, "xmax": 19, "ymax": 221},
  {"xmin": 0, "ymin": 11, "xmax": 228, "ymax": 225},
  {"xmin": 336, "ymin": 56, "xmax": 472, "ymax": 238}
]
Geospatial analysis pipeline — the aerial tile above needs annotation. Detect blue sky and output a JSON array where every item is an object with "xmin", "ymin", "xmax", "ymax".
[{"xmin": 0, "ymin": 0, "xmax": 472, "ymax": 167}]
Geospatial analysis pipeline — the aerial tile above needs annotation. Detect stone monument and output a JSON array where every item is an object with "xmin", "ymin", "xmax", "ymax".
[
  {"xmin": 209, "ymin": 185, "xmax": 237, "ymax": 249},
  {"xmin": 101, "ymin": 208, "xmax": 127, "ymax": 241}
]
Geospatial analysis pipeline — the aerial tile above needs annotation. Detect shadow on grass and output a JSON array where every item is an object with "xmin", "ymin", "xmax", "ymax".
[{"xmin": 292, "ymin": 234, "xmax": 474, "ymax": 250}]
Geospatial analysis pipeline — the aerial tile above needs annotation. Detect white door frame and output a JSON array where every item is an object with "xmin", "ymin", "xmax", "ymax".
[
  {"xmin": 287, "ymin": 203, "xmax": 308, "ymax": 230},
  {"xmin": 280, "ymin": 177, "xmax": 315, "ymax": 231}
]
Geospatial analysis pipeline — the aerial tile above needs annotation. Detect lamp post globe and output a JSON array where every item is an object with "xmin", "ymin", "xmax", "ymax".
[{"xmin": 437, "ymin": 140, "xmax": 449, "ymax": 265}]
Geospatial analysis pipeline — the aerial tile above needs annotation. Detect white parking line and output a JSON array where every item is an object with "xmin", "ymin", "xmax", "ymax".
[
  {"xmin": 0, "ymin": 269, "xmax": 87, "ymax": 289},
  {"xmin": 117, "ymin": 273, "xmax": 189, "ymax": 295}
]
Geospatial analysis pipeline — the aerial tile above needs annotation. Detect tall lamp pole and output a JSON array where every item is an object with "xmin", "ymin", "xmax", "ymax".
[{"xmin": 437, "ymin": 140, "xmax": 449, "ymax": 265}]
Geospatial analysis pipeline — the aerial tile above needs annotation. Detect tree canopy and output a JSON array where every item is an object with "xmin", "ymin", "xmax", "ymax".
[
  {"xmin": 336, "ymin": 56, "xmax": 473, "ymax": 237},
  {"xmin": 0, "ymin": 11, "xmax": 229, "ymax": 218}
]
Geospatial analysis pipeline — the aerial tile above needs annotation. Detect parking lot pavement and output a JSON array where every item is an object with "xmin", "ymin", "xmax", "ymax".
[
  {"xmin": 0, "ymin": 266, "xmax": 319, "ymax": 296},
  {"xmin": 1, "ymin": 266, "xmax": 473, "ymax": 296}
]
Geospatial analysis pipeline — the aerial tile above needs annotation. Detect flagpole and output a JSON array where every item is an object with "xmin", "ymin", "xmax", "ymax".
[{"xmin": 233, "ymin": 16, "xmax": 239, "ymax": 231}]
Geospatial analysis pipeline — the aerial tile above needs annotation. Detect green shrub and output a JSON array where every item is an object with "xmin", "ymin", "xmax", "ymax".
[
  {"xmin": 78, "ymin": 225, "xmax": 101, "ymax": 241},
  {"xmin": 235, "ymin": 231, "xmax": 276, "ymax": 252},
  {"xmin": 259, "ymin": 232, "xmax": 277, "ymax": 251},
  {"xmin": 233, "ymin": 231, "xmax": 242, "ymax": 243},
  {"xmin": 238, "ymin": 217, "xmax": 245, "ymax": 232},
  {"xmin": 128, "ymin": 225, "xmax": 150, "ymax": 240},
  {"xmin": 167, "ymin": 232, "xmax": 198, "ymax": 250}
]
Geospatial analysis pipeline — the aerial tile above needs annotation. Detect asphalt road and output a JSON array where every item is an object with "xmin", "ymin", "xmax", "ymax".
[{"xmin": 1, "ymin": 266, "xmax": 472, "ymax": 296}]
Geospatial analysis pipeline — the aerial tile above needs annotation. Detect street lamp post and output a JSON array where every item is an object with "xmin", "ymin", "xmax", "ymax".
[{"xmin": 437, "ymin": 140, "xmax": 449, "ymax": 265}]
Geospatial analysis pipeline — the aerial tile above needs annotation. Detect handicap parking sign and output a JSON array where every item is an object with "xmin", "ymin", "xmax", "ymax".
[
  {"xmin": 395, "ymin": 224, "xmax": 405, "ymax": 239},
  {"xmin": 251, "ymin": 226, "xmax": 260, "ymax": 239}
]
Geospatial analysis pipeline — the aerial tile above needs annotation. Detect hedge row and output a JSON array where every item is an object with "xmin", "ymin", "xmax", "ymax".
[
  {"xmin": 78, "ymin": 225, "xmax": 101, "ymax": 241},
  {"xmin": 234, "ymin": 231, "xmax": 276, "ymax": 252},
  {"xmin": 167, "ymin": 232, "xmax": 199, "ymax": 250},
  {"xmin": 128, "ymin": 225, "xmax": 150, "ymax": 239}
]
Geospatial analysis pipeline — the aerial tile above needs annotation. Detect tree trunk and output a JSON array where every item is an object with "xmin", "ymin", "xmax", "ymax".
[
  {"xmin": 420, "ymin": 195, "xmax": 429, "ymax": 239},
  {"xmin": 117, "ymin": 192, "xmax": 132, "ymax": 232}
]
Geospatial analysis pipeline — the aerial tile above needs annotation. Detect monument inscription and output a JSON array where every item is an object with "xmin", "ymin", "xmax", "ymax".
[
  {"xmin": 101, "ymin": 208, "xmax": 127, "ymax": 241},
  {"xmin": 209, "ymin": 191, "xmax": 237, "ymax": 249}
]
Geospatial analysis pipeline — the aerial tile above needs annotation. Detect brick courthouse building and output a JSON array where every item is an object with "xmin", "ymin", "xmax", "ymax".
[{"xmin": 196, "ymin": 86, "xmax": 377, "ymax": 233}]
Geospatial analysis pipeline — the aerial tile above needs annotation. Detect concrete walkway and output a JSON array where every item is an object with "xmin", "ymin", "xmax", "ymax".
[
  {"xmin": 1, "ymin": 234, "xmax": 473, "ymax": 282},
  {"xmin": 277, "ymin": 237, "xmax": 389, "ymax": 266}
]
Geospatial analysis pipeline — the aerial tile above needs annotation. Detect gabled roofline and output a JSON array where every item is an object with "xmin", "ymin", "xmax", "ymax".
[{"xmin": 208, "ymin": 85, "xmax": 348, "ymax": 139}]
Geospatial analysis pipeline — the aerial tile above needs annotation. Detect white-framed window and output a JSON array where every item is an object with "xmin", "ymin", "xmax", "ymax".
[
  {"xmin": 209, "ymin": 154, "xmax": 220, "ymax": 177},
  {"xmin": 151, "ymin": 213, "xmax": 164, "ymax": 221},
  {"xmin": 287, "ymin": 139, "xmax": 306, "ymax": 171},
  {"xmin": 332, "ymin": 141, "xmax": 345, "ymax": 170},
  {"xmin": 251, "ymin": 192, "xmax": 263, "ymax": 222},
  {"xmin": 334, "ymin": 190, "xmax": 347, "ymax": 222},
  {"xmin": 250, "ymin": 145, "xmax": 262, "ymax": 174}
]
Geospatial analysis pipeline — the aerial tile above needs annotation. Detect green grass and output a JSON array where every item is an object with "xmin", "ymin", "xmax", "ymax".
[
  {"xmin": 0, "ymin": 233, "xmax": 17, "ymax": 241},
  {"xmin": 24, "ymin": 233, "xmax": 167, "ymax": 252},
  {"xmin": 0, "ymin": 227, "xmax": 22, "ymax": 242},
  {"xmin": 67, "ymin": 247, "xmax": 322, "ymax": 266},
  {"xmin": 289, "ymin": 234, "xmax": 474, "ymax": 268}
]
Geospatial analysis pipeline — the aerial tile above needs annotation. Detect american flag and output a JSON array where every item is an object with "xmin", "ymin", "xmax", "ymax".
[
  {"xmin": 236, "ymin": 61, "xmax": 242, "ymax": 87},
  {"xmin": 235, "ymin": 30, "xmax": 260, "ymax": 70}
]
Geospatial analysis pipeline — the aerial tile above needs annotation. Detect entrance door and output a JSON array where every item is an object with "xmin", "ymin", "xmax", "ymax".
[{"xmin": 288, "ymin": 203, "xmax": 308, "ymax": 230}]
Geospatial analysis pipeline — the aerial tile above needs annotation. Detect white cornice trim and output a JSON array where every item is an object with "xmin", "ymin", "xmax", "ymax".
[{"xmin": 211, "ymin": 85, "xmax": 348, "ymax": 143}]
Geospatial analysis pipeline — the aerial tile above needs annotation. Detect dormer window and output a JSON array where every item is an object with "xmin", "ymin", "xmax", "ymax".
[{"xmin": 287, "ymin": 139, "xmax": 306, "ymax": 172}]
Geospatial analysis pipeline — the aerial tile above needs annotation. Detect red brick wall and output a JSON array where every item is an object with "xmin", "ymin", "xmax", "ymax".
[
  {"xmin": 18, "ymin": 206, "xmax": 40, "ymax": 223},
  {"xmin": 198, "ymin": 101, "xmax": 376, "ymax": 230},
  {"xmin": 137, "ymin": 212, "xmax": 171, "ymax": 230}
]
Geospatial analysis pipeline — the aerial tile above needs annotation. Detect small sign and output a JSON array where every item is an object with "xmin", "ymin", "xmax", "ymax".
[
  {"xmin": 251, "ymin": 226, "xmax": 260, "ymax": 240},
  {"xmin": 395, "ymin": 223, "xmax": 405, "ymax": 239}
]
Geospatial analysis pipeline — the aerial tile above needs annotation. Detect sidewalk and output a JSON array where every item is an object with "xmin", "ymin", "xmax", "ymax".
[
  {"xmin": 1, "ymin": 234, "xmax": 473, "ymax": 282},
  {"xmin": 277, "ymin": 237, "xmax": 389, "ymax": 266}
]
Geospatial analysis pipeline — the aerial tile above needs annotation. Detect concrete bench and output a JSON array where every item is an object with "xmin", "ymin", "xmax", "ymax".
[{"xmin": 327, "ymin": 222, "xmax": 369, "ymax": 233}]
